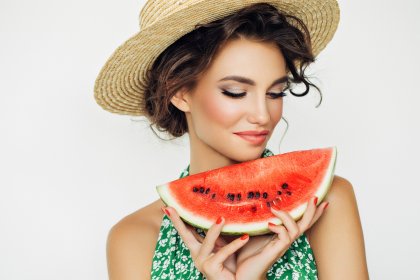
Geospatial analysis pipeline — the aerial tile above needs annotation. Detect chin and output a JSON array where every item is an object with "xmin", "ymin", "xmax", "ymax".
[{"xmin": 230, "ymin": 147, "xmax": 266, "ymax": 163}]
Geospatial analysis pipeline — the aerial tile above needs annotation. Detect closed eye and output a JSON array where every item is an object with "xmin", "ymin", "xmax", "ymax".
[{"xmin": 221, "ymin": 90, "xmax": 287, "ymax": 99}]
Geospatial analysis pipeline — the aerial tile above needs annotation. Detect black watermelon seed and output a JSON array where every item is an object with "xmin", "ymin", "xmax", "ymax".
[
  {"xmin": 237, "ymin": 193, "xmax": 241, "ymax": 201},
  {"xmin": 199, "ymin": 187, "xmax": 205, "ymax": 193},
  {"xmin": 277, "ymin": 191, "xmax": 282, "ymax": 195},
  {"xmin": 211, "ymin": 193, "xmax": 216, "ymax": 199},
  {"xmin": 266, "ymin": 201, "xmax": 271, "ymax": 207},
  {"xmin": 205, "ymin": 188, "xmax": 210, "ymax": 194},
  {"xmin": 287, "ymin": 191, "xmax": 292, "ymax": 196},
  {"xmin": 263, "ymin": 192, "xmax": 268, "ymax": 199},
  {"xmin": 227, "ymin": 193, "xmax": 235, "ymax": 201},
  {"xmin": 255, "ymin": 192, "xmax": 260, "ymax": 198},
  {"xmin": 247, "ymin": 192, "xmax": 254, "ymax": 199},
  {"xmin": 193, "ymin": 187, "xmax": 198, "ymax": 192},
  {"xmin": 282, "ymin": 183, "xmax": 288, "ymax": 189}
]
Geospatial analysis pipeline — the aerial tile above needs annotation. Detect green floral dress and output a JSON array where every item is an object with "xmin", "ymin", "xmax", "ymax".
[{"xmin": 151, "ymin": 148, "xmax": 318, "ymax": 279}]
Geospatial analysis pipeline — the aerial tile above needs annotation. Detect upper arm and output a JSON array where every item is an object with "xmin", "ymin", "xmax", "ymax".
[
  {"xmin": 106, "ymin": 217, "xmax": 158, "ymax": 280},
  {"xmin": 307, "ymin": 176, "xmax": 370, "ymax": 279}
]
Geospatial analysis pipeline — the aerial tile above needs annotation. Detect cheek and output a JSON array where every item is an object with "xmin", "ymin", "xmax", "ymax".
[
  {"xmin": 201, "ymin": 93, "xmax": 241, "ymax": 125},
  {"xmin": 268, "ymin": 101, "xmax": 283, "ymax": 123}
]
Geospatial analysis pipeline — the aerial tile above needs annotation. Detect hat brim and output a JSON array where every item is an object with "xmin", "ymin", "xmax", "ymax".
[{"xmin": 94, "ymin": 0, "xmax": 340, "ymax": 116}]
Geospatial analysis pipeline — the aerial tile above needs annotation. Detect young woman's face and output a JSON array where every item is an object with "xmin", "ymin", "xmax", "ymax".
[{"xmin": 181, "ymin": 37, "xmax": 288, "ymax": 163}]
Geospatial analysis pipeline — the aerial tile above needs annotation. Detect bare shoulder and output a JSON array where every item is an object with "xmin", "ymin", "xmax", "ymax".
[
  {"xmin": 322, "ymin": 175, "xmax": 354, "ymax": 201},
  {"xmin": 106, "ymin": 199, "xmax": 165, "ymax": 280},
  {"xmin": 306, "ymin": 175, "xmax": 355, "ymax": 243},
  {"xmin": 307, "ymin": 175, "xmax": 370, "ymax": 279}
]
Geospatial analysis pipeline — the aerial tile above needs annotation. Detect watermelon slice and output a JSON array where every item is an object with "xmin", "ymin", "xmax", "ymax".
[{"xmin": 156, "ymin": 146, "xmax": 337, "ymax": 236}]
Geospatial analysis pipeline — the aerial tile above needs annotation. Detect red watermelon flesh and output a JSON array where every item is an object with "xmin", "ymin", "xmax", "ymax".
[{"xmin": 156, "ymin": 146, "xmax": 337, "ymax": 236}]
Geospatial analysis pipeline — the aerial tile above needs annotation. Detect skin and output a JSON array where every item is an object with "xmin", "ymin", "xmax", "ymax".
[{"xmin": 106, "ymin": 38, "xmax": 370, "ymax": 279}]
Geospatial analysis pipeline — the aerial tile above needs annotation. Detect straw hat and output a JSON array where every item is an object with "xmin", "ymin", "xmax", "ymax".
[{"xmin": 93, "ymin": 0, "xmax": 340, "ymax": 117}]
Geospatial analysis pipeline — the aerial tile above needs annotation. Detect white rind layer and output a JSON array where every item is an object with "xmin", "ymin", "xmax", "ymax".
[{"xmin": 157, "ymin": 146, "xmax": 337, "ymax": 236}]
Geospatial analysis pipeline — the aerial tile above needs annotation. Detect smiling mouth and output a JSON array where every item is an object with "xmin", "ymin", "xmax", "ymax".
[
  {"xmin": 234, "ymin": 134, "xmax": 267, "ymax": 145},
  {"xmin": 234, "ymin": 130, "xmax": 269, "ymax": 136}
]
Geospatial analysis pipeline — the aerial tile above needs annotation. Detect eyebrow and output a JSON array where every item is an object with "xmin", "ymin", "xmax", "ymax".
[{"xmin": 218, "ymin": 75, "xmax": 289, "ymax": 88}]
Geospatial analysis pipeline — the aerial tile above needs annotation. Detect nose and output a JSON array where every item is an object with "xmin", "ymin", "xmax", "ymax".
[{"xmin": 246, "ymin": 93, "xmax": 271, "ymax": 125}]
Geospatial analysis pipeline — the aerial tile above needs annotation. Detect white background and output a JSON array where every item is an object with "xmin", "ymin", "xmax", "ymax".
[{"xmin": 1, "ymin": 0, "xmax": 419, "ymax": 279}]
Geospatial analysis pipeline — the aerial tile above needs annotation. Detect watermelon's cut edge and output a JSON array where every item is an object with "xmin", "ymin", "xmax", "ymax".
[{"xmin": 156, "ymin": 146, "xmax": 338, "ymax": 236}]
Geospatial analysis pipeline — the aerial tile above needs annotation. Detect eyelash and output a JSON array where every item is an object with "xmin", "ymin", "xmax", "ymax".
[{"xmin": 221, "ymin": 89, "xmax": 288, "ymax": 99}]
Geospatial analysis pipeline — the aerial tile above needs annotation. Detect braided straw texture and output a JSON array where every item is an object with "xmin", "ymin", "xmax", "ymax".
[{"xmin": 93, "ymin": 0, "xmax": 340, "ymax": 116}]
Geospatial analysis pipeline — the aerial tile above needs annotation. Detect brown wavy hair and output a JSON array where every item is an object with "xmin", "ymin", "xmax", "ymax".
[{"xmin": 142, "ymin": 2, "xmax": 322, "ymax": 140}]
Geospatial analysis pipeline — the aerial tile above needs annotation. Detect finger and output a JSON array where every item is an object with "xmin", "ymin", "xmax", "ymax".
[
  {"xmin": 296, "ymin": 196, "xmax": 318, "ymax": 232},
  {"xmin": 263, "ymin": 226, "xmax": 290, "ymax": 258},
  {"xmin": 267, "ymin": 223, "xmax": 290, "ymax": 242},
  {"xmin": 277, "ymin": 226, "xmax": 290, "ymax": 243},
  {"xmin": 212, "ymin": 234, "xmax": 249, "ymax": 264},
  {"xmin": 199, "ymin": 216, "xmax": 224, "ymax": 257},
  {"xmin": 308, "ymin": 201, "xmax": 329, "ymax": 228},
  {"xmin": 163, "ymin": 207, "xmax": 201, "ymax": 254},
  {"xmin": 270, "ymin": 206, "xmax": 300, "ymax": 240}
]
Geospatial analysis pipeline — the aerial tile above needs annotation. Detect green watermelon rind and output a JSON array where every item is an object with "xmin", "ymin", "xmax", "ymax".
[{"xmin": 157, "ymin": 146, "xmax": 337, "ymax": 236}]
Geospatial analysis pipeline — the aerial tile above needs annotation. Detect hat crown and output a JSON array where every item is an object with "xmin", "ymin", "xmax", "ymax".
[{"xmin": 139, "ymin": 0, "xmax": 194, "ymax": 29}]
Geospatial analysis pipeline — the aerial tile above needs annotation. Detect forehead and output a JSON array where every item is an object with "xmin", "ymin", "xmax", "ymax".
[{"xmin": 204, "ymin": 38, "xmax": 287, "ymax": 82}]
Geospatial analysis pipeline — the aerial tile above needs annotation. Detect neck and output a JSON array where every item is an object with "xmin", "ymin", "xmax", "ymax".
[
  {"xmin": 186, "ymin": 142, "xmax": 271, "ymax": 176},
  {"xmin": 188, "ymin": 149, "xmax": 240, "ymax": 176}
]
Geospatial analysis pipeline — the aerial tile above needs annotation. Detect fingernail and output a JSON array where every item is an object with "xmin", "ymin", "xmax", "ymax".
[
  {"xmin": 324, "ymin": 202, "xmax": 329, "ymax": 210},
  {"xmin": 240, "ymin": 234, "xmax": 249, "ymax": 240},
  {"xmin": 268, "ymin": 222, "xmax": 276, "ymax": 227},
  {"xmin": 162, "ymin": 207, "xmax": 170, "ymax": 216},
  {"xmin": 314, "ymin": 196, "xmax": 318, "ymax": 206},
  {"xmin": 216, "ymin": 216, "xmax": 223, "ymax": 224}
]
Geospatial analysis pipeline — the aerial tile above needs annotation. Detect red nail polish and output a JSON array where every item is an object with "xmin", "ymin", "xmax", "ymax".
[
  {"xmin": 268, "ymin": 222, "xmax": 276, "ymax": 227},
  {"xmin": 216, "ymin": 216, "xmax": 223, "ymax": 224},
  {"xmin": 314, "ymin": 196, "xmax": 318, "ymax": 206},
  {"xmin": 164, "ymin": 208, "xmax": 170, "ymax": 216},
  {"xmin": 240, "ymin": 234, "xmax": 249, "ymax": 240},
  {"xmin": 324, "ymin": 202, "xmax": 329, "ymax": 210}
]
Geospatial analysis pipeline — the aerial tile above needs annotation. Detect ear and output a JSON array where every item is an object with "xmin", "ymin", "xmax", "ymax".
[{"xmin": 170, "ymin": 87, "xmax": 192, "ymax": 113}]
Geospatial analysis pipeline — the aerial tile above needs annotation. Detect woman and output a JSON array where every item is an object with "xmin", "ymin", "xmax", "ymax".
[{"xmin": 94, "ymin": 1, "xmax": 369, "ymax": 279}]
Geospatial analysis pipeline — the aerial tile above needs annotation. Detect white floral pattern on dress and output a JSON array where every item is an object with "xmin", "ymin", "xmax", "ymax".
[{"xmin": 151, "ymin": 148, "xmax": 318, "ymax": 279}]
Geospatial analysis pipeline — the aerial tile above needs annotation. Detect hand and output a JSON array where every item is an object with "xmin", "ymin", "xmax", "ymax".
[
  {"xmin": 162, "ymin": 206, "xmax": 249, "ymax": 280},
  {"xmin": 235, "ymin": 196, "xmax": 328, "ymax": 280}
]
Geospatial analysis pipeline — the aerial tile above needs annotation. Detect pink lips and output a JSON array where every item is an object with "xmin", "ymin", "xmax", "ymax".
[{"xmin": 234, "ymin": 130, "xmax": 269, "ymax": 145}]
